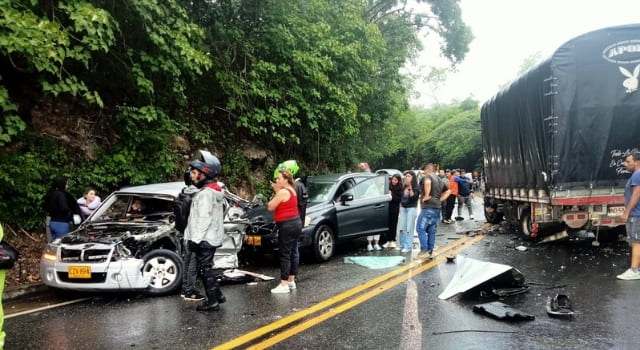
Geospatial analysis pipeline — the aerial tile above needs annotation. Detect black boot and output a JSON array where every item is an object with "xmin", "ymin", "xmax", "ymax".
[
  {"xmin": 196, "ymin": 299, "xmax": 220, "ymax": 311},
  {"xmin": 214, "ymin": 287, "xmax": 226, "ymax": 304}
]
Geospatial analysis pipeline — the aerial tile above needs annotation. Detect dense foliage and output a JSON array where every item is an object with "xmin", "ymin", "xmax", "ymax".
[
  {"xmin": 375, "ymin": 98, "xmax": 482, "ymax": 172},
  {"xmin": 0, "ymin": 0, "xmax": 474, "ymax": 230}
]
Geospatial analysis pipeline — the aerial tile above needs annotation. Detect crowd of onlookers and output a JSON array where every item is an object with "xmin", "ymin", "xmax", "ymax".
[{"xmin": 372, "ymin": 166, "xmax": 477, "ymax": 253}]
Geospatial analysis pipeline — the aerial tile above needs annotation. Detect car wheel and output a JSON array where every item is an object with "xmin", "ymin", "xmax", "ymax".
[
  {"xmin": 141, "ymin": 249, "xmax": 183, "ymax": 296},
  {"xmin": 313, "ymin": 224, "xmax": 335, "ymax": 262}
]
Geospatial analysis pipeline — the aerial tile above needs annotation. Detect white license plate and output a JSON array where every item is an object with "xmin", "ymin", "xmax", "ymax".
[{"xmin": 608, "ymin": 206, "xmax": 625, "ymax": 217}]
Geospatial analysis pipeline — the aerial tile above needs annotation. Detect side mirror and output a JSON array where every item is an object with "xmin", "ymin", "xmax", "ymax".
[{"xmin": 340, "ymin": 193, "xmax": 354, "ymax": 203}]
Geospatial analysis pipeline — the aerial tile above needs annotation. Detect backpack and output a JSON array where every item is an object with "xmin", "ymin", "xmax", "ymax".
[{"xmin": 173, "ymin": 188, "xmax": 193, "ymax": 233}]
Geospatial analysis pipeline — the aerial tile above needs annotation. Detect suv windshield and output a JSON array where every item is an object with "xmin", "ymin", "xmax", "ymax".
[
  {"xmin": 307, "ymin": 180, "xmax": 338, "ymax": 204},
  {"xmin": 90, "ymin": 195, "xmax": 174, "ymax": 222}
]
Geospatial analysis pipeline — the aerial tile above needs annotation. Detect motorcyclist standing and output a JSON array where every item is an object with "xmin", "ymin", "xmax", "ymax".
[{"xmin": 183, "ymin": 154, "xmax": 226, "ymax": 311}]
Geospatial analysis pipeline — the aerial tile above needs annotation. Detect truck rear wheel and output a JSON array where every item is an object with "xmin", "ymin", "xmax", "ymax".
[
  {"xmin": 520, "ymin": 212, "xmax": 536, "ymax": 240},
  {"xmin": 484, "ymin": 204, "xmax": 503, "ymax": 224}
]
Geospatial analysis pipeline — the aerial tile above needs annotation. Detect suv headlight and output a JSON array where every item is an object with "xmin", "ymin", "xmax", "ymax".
[{"xmin": 42, "ymin": 244, "xmax": 58, "ymax": 262}]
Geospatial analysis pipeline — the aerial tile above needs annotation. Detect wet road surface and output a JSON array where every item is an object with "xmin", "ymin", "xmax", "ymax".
[{"xmin": 5, "ymin": 198, "xmax": 640, "ymax": 349}]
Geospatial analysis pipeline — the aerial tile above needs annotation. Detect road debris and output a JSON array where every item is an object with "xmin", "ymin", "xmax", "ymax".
[{"xmin": 473, "ymin": 301, "xmax": 535, "ymax": 321}]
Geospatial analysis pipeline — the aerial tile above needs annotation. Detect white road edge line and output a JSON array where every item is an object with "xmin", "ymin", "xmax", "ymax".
[{"xmin": 5, "ymin": 297, "xmax": 92, "ymax": 319}]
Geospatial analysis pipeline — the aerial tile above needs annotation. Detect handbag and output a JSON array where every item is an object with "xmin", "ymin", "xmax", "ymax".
[{"xmin": 0, "ymin": 241, "xmax": 19, "ymax": 269}]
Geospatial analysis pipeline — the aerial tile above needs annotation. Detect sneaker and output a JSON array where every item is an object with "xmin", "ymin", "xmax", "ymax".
[
  {"xmin": 469, "ymin": 216, "xmax": 474, "ymax": 220},
  {"xmin": 271, "ymin": 284, "xmax": 291, "ymax": 293},
  {"xmin": 182, "ymin": 291, "xmax": 206, "ymax": 301},
  {"xmin": 288, "ymin": 281, "xmax": 297, "ymax": 290},
  {"xmin": 366, "ymin": 244, "xmax": 373, "ymax": 251},
  {"xmin": 455, "ymin": 216, "xmax": 464, "ymax": 221},
  {"xmin": 389, "ymin": 241, "xmax": 397, "ymax": 248},
  {"xmin": 616, "ymin": 268, "xmax": 640, "ymax": 280},
  {"xmin": 382, "ymin": 242, "xmax": 390, "ymax": 249},
  {"xmin": 400, "ymin": 248, "xmax": 410, "ymax": 253},
  {"xmin": 373, "ymin": 244, "xmax": 382, "ymax": 251},
  {"xmin": 416, "ymin": 250, "xmax": 432, "ymax": 260}
]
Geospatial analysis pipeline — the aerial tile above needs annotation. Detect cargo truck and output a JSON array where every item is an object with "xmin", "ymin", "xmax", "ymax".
[{"xmin": 481, "ymin": 24, "xmax": 640, "ymax": 240}]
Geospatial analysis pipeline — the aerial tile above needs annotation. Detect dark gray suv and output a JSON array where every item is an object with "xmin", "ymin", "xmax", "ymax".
[{"xmin": 244, "ymin": 173, "xmax": 390, "ymax": 261}]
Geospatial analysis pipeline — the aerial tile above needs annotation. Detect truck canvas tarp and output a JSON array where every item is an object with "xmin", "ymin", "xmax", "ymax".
[
  {"xmin": 482, "ymin": 24, "xmax": 640, "ymax": 194},
  {"xmin": 481, "ymin": 23, "xmax": 640, "ymax": 239}
]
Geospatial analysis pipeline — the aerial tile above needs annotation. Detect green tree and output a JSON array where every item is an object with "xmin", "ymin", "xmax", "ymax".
[{"xmin": 0, "ymin": 0, "xmax": 211, "ymax": 228}]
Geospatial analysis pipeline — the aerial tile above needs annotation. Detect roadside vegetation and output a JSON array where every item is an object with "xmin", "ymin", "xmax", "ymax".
[{"xmin": 0, "ymin": 0, "xmax": 478, "ymax": 237}]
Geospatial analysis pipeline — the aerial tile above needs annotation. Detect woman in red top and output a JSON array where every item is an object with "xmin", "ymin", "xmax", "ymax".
[{"xmin": 267, "ymin": 169, "xmax": 302, "ymax": 293}]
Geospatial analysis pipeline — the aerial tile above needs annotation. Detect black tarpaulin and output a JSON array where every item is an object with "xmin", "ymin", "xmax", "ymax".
[{"xmin": 482, "ymin": 24, "xmax": 640, "ymax": 191}]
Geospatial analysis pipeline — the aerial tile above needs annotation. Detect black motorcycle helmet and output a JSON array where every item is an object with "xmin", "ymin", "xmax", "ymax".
[{"xmin": 184, "ymin": 150, "xmax": 222, "ymax": 185}]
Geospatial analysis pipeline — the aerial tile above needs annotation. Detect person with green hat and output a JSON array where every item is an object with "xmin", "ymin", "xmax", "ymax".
[
  {"xmin": 274, "ymin": 160, "xmax": 308, "ymax": 227},
  {"xmin": 274, "ymin": 160, "xmax": 308, "ymax": 275}
]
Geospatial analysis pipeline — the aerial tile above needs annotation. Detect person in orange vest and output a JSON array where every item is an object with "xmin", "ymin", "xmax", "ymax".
[{"xmin": 443, "ymin": 170, "xmax": 460, "ymax": 224}]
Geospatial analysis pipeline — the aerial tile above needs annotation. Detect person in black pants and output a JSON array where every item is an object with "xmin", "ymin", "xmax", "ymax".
[
  {"xmin": 267, "ymin": 169, "xmax": 302, "ymax": 294},
  {"xmin": 384, "ymin": 174, "xmax": 403, "ymax": 248},
  {"xmin": 183, "ymin": 155, "xmax": 226, "ymax": 311}
]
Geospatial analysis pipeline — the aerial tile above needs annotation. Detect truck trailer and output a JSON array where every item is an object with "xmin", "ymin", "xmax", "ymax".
[{"xmin": 481, "ymin": 23, "xmax": 640, "ymax": 240}]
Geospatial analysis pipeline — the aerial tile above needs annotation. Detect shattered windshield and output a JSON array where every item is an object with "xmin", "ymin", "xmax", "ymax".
[{"xmin": 89, "ymin": 194, "xmax": 174, "ymax": 223}]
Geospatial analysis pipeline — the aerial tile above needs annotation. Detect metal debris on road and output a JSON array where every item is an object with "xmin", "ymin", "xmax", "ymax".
[{"xmin": 473, "ymin": 301, "xmax": 535, "ymax": 321}]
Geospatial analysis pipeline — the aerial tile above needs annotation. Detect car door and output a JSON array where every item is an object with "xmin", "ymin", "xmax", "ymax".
[{"xmin": 335, "ymin": 175, "xmax": 390, "ymax": 239}]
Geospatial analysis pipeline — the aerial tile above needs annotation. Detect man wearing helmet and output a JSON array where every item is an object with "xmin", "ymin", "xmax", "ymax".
[{"xmin": 183, "ymin": 153, "xmax": 227, "ymax": 311}]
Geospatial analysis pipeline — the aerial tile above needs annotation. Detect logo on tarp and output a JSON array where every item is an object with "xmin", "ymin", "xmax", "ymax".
[
  {"xmin": 603, "ymin": 40, "xmax": 640, "ymax": 64},
  {"xmin": 619, "ymin": 65, "xmax": 639, "ymax": 93},
  {"xmin": 603, "ymin": 41, "xmax": 640, "ymax": 94}
]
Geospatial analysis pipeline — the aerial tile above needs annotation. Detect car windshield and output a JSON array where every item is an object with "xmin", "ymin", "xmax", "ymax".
[
  {"xmin": 89, "ymin": 194, "xmax": 174, "ymax": 222},
  {"xmin": 307, "ymin": 180, "xmax": 338, "ymax": 204}
]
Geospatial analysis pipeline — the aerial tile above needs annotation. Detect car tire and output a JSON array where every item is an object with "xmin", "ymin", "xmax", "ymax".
[
  {"xmin": 141, "ymin": 249, "xmax": 183, "ymax": 296},
  {"xmin": 312, "ymin": 224, "xmax": 335, "ymax": 262}
]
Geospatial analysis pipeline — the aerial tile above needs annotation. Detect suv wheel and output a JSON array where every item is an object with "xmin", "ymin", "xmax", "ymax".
[
  {"xmin": 313, "ymin": 224, "xmax": 335, "ymax": 262},
  {"xmin": 141, "ymin": 249, "xmax": 183, "ymax": 296}
]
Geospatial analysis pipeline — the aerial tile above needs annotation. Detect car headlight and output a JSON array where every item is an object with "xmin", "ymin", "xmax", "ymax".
[
  {"xmin": 304, "ymin": 216, "xmax": 312, "ymax": 227},
  {"xmin": 41, "ymin": 244, "xmax": 58, "ymax": 262}
]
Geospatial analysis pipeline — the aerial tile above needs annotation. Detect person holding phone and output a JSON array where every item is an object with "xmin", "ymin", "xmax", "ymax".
[{"xmin": 397, "ymin": 171, "xmax": 420, "ymax": 252}]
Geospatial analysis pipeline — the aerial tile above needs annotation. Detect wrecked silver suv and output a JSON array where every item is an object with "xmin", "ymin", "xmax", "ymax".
[{"xmin": 40, "ymin": 181, "xmax": 252, "ymax": 295}]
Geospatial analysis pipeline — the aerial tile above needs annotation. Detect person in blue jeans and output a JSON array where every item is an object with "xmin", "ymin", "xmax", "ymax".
[
  {"xmin": 42, "ymin": 176, "xmax": 82, "ymax": 241},
  {"xmin": 398, "ymin": 171, "xmax": 420, "ymax": 252},
  {"xmin": 416, "ymin": 164, "xmax": 450, "ymax": 260}
]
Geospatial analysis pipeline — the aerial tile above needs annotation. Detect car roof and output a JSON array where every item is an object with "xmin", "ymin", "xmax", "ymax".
[
  {"xmin": 375, "ymin": 168, "xmax": 402, "ymax": 175},
  {"xmin": 116, "ymin": 181, "xmax": 185, "ymax": 197},
  {"xmin": 308, "ymin": 173, "xmax": 378, "ymax": 182}
]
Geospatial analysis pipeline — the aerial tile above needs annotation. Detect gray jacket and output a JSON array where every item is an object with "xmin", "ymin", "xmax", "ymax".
[{"xmin": 184, "ymin": 184, "xmax": 224, "ymax": 247}]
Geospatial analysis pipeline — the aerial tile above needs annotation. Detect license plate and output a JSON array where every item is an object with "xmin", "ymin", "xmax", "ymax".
[
  {"xmin": 68, "ymin": 266, "xmax": 91, "ymax": 279},
  {"xmin": 608, "ymin": 206, "xmax": 625, "ymax": 217},
  {"xmin": 245, "ymin": 235, "xmax": 262, "ymax": 246}
]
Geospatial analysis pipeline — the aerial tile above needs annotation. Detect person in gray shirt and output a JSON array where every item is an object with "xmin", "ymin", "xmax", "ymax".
[{"xmin": 415, "ymin": 163, "xmax": 451, "ymax": 260}]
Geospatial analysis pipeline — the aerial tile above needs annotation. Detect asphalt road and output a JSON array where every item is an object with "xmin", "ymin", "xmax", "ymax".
[{"xmin": 4, "ymin": 198, "xmax": 640, "ymax": 349}]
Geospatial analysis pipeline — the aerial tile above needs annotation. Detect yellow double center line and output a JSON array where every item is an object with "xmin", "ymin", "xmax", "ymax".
[{"xmin": 213, "ymin": 233, "xmax": 486, "ymax": 350}]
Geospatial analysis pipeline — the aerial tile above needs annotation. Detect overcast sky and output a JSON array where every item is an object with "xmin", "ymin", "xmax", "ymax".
[{"xmin": 408, "ymin": 0, "xmax": 640, "ymax": 107}]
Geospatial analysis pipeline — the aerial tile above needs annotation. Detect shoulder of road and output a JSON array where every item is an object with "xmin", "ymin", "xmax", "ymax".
[{"xmin": 3, "ymin": 283, "xmax": 49, "ymax": 302}]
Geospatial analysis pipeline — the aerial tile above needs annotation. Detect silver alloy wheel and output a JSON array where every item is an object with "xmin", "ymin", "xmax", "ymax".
[
  {"xmin": 141, "ymin": 250, "xmax": 183, "ymax": 295},
  {"xmin": 314, "ymin": 225, "xmax": 335, "ymax": 261}
]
